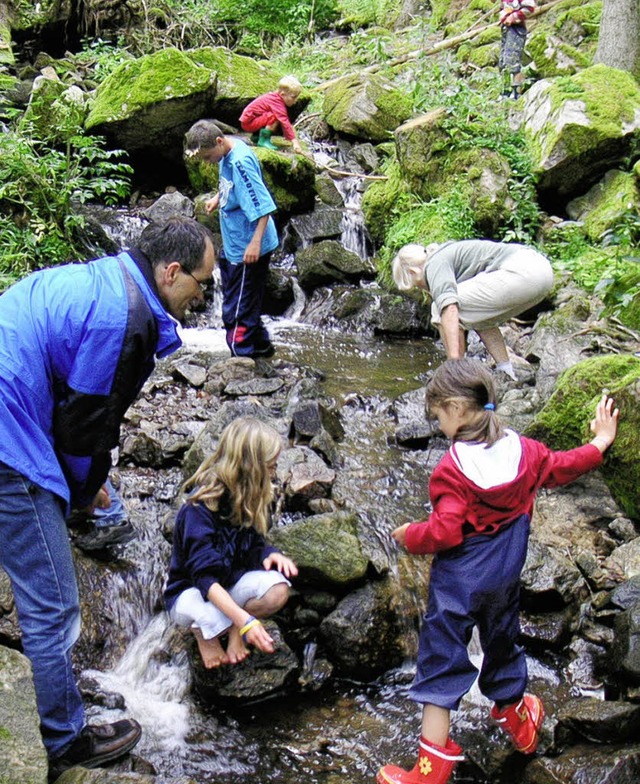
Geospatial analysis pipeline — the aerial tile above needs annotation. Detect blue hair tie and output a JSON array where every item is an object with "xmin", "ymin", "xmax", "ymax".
[{"xmin": 484, "ymin": 403, "xmax": 495, "ymax": 411}]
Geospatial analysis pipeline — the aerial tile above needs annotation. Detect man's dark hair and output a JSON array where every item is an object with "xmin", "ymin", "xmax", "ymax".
[
  {"xmin": 138, "ymin": 217, "xmax": 214, "ymax": 273},
  {"xmin": 184, "ymin": 119, "xmax": 225, "ymax": 156}
]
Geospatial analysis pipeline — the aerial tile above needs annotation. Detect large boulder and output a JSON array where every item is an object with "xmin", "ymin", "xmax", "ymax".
[
  {"xmin": 187, "ymin": 144, "xmax": 316, "ymax": 215},
  {"xmin": 268, "ymin": 511, "xmax": 369, "ymax": 589},
  {"xmin": 520, "ymin": 64, "xmax": 640, "ymax": 201},
  {"xmin": 322, "ymin": 73, "xmax": 412, "ymax": 142},
  {"xmin": 525, "ymin": 354, "xmax": 640, "ymax": 519},
  {"xmin": 566, "ymin": 169, "xmax": 640, "ymax": 243},
  {"xmin": 294, "ymin": 239, "xmax": 376, "ymax": 292},
  {"xmin": 0, "ymin": 646, "xmax": 48, "ymax": 784}
]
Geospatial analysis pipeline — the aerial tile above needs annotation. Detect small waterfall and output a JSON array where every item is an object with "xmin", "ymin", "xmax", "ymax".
[{"xmin": 336, "ymin": 174, "xmax": 370, "ymax": 259}]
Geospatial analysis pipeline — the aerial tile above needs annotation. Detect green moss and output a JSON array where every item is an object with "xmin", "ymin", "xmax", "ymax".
[
  {"xmin": 601, "ymin": 265, "xmax": 640, "ymax": 330},
  {"xmin": 189, "ymin": 46, "xmax": 282, "ymax": 102},
  {"xmin": 458, "ymin": 42, "xmax": 499, "ymax": 68},
  {"xmin": 526, "ymin": 355, "xmax": 640, "ymax": 518},
  {"xmin": 86, "ymin": 48, "xmax": 214, "ymax": 128},
  {"xmin": 575, "ymin": 171, "xmax": 640, "ymax": 242},
  {"xmin": 361, "ymin": 159, "xmax": 408, "ymax": 243},
  {"xmin": 527, "ymin": 31, "xmax": 590, "ymax": 78}
]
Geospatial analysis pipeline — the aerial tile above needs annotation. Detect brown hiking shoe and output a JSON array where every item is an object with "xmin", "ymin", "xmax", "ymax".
[{"xmin": 48, "ymin": 719, "xmax": 141, "ymax": 780}]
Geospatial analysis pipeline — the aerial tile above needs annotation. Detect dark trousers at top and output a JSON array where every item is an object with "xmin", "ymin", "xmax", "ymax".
[
  {"xmin": 219, "ymin": 253, "xmax": 272, "ymax": 357},
  {"xmin": 410, "ymin": 515, "xmax": 530, "ymax": 711}
]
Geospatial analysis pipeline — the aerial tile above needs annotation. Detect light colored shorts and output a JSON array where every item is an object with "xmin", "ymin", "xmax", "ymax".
[
  {"xmin": 431, "ymin": 249, "xmax": 554, "ymax": 331},
  {"xmin": 170, "ymin": 570, "xmax": 290, "ymax": 640}
]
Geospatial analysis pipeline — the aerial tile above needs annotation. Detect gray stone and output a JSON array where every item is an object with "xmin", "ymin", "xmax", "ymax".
[
  {"xmin": 0, "ymin": 646, "xmax": 48, "ymax": 784},
  {"xmin": 142, "ymin": 191, "xmax": 194, "ymax": 223}
]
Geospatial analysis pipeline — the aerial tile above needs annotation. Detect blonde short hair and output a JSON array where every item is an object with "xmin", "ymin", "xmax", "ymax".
[
  {"xmin": 391, "ymin": 243, "xmax": 433, "ymax": 290},
  {"xmin": 278, "ymin": 75, "xmax": 302, "ymax": 96}
]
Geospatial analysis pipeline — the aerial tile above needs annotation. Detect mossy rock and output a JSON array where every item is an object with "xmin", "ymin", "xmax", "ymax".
[
  {"xmin": 268, "ymin": 511, "xmax": 369, "ymax": 588},
  {"xmin": 601, "ymin": 265, "xmax": 640, "ymax": 332},
  {"xmin": 567, "ymin": 170, "xmax": 640, "ymax": 243},
  {"xmin": 394, "ymin": 108, "xmax": 450, "ymax": 196},
  {"xmin": 457, "ymin": 42, "xmax": 499, "ymax": 69},
  {"xmin": 185, "ymin": 143, "xmax": 316, "ymax": 215},
  {"xmin": 525, "ymin": 355, "xmax": 640, "ymax": 519},
  {"xmin": 527, "ymin": 31, "xmax": 590, "ymax": 78},
  {"xmin": 9, "ymin": 0, "xmax": 70, "ymax": 30},
  {"xmin": 323, "ymin": 73, "xmax": 412, "ymax": 142},
  {"xmin": 189, "ymin": 46, "xmax": 307, "ymax": 124},
  {"xmin": 521, "ymin": 64, "xmax": 640, "ymax": 199},
  {"xmin": 22, "ymin": 79, "xmax": 87, "ymax": 143},
  {"xmin": 361, "ymin": 159, "xmax": 409, "ymax": 243}
]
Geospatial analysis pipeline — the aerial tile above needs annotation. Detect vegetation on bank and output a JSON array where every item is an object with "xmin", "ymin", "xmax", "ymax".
[{"xmin": 0, "ymin": 0, "xmax": 638, "ymax": 327}]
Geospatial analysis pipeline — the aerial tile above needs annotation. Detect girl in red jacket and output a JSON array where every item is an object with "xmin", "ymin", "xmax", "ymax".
[{"xmin": 378, "ymin": 358, "xmax": 618, "ymax": 784}]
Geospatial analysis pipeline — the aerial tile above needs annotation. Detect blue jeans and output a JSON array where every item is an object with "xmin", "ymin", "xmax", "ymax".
[
  {"xmin": 0, "ymin": 462, "xmax": 84, "ymax": 758},
  {"xmin": 93, "ymin": 478, "xmax": 126, "ymax": 528}
]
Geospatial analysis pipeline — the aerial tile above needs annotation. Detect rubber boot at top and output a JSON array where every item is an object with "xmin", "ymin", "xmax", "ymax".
[
  {"xmin": 491, "ymin": 694, "xmax": 545, "ymax": 754},
  {"xmin": 377, "ymin": 736, "xmax": 464, "ymax": 784},
  {"xmin": 257, "ymin": 128, "xmax": 278, "ymax": 150}
]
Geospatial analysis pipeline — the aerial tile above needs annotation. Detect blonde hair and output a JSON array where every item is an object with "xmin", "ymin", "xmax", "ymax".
[
  {"xmin": 425, "ymin": 358, "xmax": 505, "ymax": 446},
  {"xmin": 391, "ymin": 243, "xmax": 440, "ymax": 290},
  {"xmin": 278, "ymin": 75, "xmax": 302, "ymax": 97},
  {"xmin": 184, "ymin": 417, "xmax": 282, "ymax": 535}
]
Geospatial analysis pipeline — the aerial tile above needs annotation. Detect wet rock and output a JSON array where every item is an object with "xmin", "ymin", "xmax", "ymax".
[
  {"xmin": 142, "ymin": 191, "xmax": 194, "ymax": 224},
  {"xmin": 609, "ymin": 604, "xmax": 640, "ymax": 686},
  {"xmin": 278, "ymin": 446, "xmax": 336, "ymax": 510},
  {"xmin": 521, "ymin": 742, "xmax": 640, "ymax": 784},
  {"xmin": 290, "ymin": 400, "xmax": 344, "ymax": 442},
  {"xmin": 191, "ymin": 622, "xmax": 299, "ymax": 704},
  {"xmin": 289, "ymin": 206, "xmax": 343, "ymax": 244},
  {"xmin": 77, "ymin": 675, "xmax": 126, "ymax": 710},
  {"xmin": 610, "ymin": 576, "xmax": 640, "ymax": 610},
  {"xmin": 314, "ymin": 173, "xmax": 344, "ymax": 207},
  {"xmin": 556, "ymin": 697, "xmax": 640, "ymax": 744},
  {"xmin": 224, "ymin": 376, "xmax": 285, "ymax": 396},
  {"xmin": 0, "ymin": 646, "xmax": 48, "ymax": 784},
  {"xmin": 393, "ymin": 386, "xmax": 437, "ymax": 447},
  {"xmin": 605, "ymin": 538, "xmax": 640, "ymax": 582},
  {"xmin": 295, "ymin": 240, "xmax": 375, "ymax": 292},
  {"xmin": 52, "ymin": 767, "xmax": 157, "ymax": 782},
  {"xmin": 522, "ymin": 539, "xmax": 589, "ymax": 608},
  {"xmin": 319, "ymin": 578, "xmax": 407, "ymax": 679},
  {"xmin": 264, "ymin": 268, "xmax": 295, "ymax": 316},
  {"xmin": 350, "ymin": 142, "xmax": 379, "ymax": 173},
  {"xmin": 121, "ymin": 431, "xmax": 164, "ymax": 467},
  {"xmin": 171, "ymin": 360, "xmax": 207, "ymax": 388},
  {"xmin": 269, "ymin": 511, "xmax": 368, "ymax": 589}
]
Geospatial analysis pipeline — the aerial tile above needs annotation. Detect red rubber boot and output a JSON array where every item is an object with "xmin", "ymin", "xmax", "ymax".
[
  {"xmin": 491, "ymin": 694, "xmax": 545, "ymax": 754},
  {"xmin": 377, "ymin": 737, "xmax": 464, "ymax": 784}
]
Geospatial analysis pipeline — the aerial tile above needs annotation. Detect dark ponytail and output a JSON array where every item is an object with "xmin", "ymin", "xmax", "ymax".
[{"xmin": 425, "ymin": 358, "xmax": 505, "ymax": 446}]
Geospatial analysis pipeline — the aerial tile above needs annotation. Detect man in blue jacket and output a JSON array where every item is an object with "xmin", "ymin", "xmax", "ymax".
[{"xmin": 0, "ymin": 216, "xmax": 215, "ymax": 778}]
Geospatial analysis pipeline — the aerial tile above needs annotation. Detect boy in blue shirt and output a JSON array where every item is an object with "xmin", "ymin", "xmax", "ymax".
[{"xmin": 184, "ymin": 120, "xmax": 279, "ymax": 358}]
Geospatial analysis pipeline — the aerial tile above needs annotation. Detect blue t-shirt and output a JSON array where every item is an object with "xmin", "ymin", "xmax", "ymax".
[{"xmin": 218, "ymin": 140, "xmax": 278, "ymax": 264}]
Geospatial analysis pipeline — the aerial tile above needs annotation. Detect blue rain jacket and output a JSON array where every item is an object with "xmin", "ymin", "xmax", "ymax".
[{"xmin": 0, "ymin": 250, "xmax": 181, "ymax": 509}]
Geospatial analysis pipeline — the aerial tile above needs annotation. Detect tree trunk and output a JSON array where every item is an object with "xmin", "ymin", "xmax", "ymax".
[{"xmin": 594, "ymin": 0, "xmax": 640, "ymax": 80}]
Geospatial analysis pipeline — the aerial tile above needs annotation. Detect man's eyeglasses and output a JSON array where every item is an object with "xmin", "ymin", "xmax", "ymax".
[{"xmin": 180, "ymin": 265, "xmax": 209, "ymax": 293}]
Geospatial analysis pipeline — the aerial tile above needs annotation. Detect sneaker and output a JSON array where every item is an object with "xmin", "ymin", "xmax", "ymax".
[
  {"xmin": 491, "ymin": 694, "xmax": 544, "ymax": 754},
  {"xmin": 74, "ymin": 521, "xmax": 135, "ymax": 552},
  {"xmin": 48, "ymin": 719, "xmax": 142, "ymax": 780}
]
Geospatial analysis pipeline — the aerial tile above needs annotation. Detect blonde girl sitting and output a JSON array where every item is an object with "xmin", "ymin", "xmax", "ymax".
[{"xmin": 164, "ymin": 417, "xmax": 298, "ymax": 668}]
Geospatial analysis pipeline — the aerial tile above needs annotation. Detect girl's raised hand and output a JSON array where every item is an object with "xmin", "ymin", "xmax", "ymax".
[
  {"xmin": 590, "ymin": 394, "xmax": 619, "ymax": 452},
  {"xmin": 263, "ymin": 552, "xmax": 299, "ymax": 578},
  {"xmin": 392, "ymin": 523, "xmax": 410, "ymax": 548}
]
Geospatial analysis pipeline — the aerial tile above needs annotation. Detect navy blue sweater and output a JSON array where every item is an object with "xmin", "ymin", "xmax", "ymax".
[{"xmin": 164, "ymin": 499, "xmax": 278, "ymax": 611}]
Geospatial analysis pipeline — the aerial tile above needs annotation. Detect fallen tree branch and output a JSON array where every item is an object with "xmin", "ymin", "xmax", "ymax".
[{"xmin": 312, "ymin": 0, "xmax": 572, "ymax": 92}]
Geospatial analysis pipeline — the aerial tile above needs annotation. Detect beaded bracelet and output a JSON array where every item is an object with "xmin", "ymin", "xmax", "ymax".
[{"xmin": 239, "ymin": 616, "xmax": 262, "ymax": 641}]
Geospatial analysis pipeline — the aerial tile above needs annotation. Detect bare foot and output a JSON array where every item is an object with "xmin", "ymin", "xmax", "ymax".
[
  {"xmin": 193, "ymin": 628, "xmax": 228, "ymax": 668},
  {"xmin": 226, "ymin": 626, "xmax": 250, "ymax": 664}
]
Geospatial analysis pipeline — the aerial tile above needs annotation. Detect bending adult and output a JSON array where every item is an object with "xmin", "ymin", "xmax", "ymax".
[
  {"xmin": 392, "ymin": 239, "xmax": 554, "ymax": 379},
  {"xmin": 0, "ymin": 216, "xmax": 215, "ymax": 778}
]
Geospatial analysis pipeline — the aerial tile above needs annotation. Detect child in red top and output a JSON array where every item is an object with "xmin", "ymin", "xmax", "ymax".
[
  {"xmin": 499, "ymin": 0, "xmax": 537, "ymax": 99},
  {"xmin": 377, "ymin": 358, "xmax": 619, "ymax": 784},
  {"xmin": 240, "ymin": 75, "xmax": 303, "ymax": 153}
]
